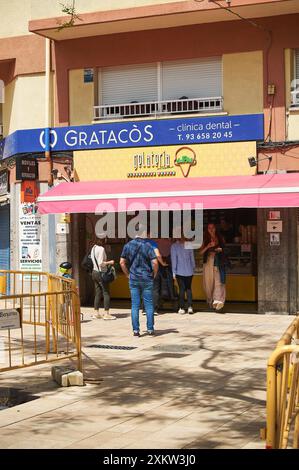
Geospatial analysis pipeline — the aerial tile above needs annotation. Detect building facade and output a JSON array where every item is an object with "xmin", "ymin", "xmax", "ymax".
[{"xmin": 1, "ymin": 0, "xmax": 299, "ymax": 313}]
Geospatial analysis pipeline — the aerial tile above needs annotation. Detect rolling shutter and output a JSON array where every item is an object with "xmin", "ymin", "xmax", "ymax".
[
  {"xmin": 0, "ymin": 205, "xmax": 10, "ymax": 271},
  {"xmin": 162, "ymin": 57, "xmax": 222, "ymax": 100},
  {"xmin": 101, "ymin": 63, "xmax": 158, "ymax": 105}
]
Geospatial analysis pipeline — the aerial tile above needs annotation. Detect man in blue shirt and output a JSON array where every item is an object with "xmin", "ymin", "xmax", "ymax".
[{"xmin": 120, "ymin": 229, "xmax": 158, "ymax": 336}]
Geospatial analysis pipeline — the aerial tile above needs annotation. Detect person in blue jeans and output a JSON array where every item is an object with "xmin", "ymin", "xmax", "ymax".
[
  {"xmin": 171, "ymin": 237, "xmax": 195, "ymax": 314},
  {"xmin": 143, "ymin": 232, "xmax": 168, "ymax": 316},
  {"xmin": 120, "ymin": 233, "xmax": 158, "ymax": 337}
]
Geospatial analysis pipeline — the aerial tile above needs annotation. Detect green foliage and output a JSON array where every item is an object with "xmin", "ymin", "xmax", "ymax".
[{"xmin": 57, "ymin": 1, "xmax": 82, "ymax": 31}]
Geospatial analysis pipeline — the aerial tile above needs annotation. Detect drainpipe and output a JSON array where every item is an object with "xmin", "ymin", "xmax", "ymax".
[{"xmin": 45, "ymin": 38, "xmax": 52, "ymax": 186}]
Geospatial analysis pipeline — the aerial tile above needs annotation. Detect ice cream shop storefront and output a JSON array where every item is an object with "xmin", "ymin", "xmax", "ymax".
[{"xmin": 36, "ymin": 113, "xmax": 299, "ymax": 315}]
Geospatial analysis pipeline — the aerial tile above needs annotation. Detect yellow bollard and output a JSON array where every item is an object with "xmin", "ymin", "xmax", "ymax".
[{"xmin": 0, "ymin": 276, "xmax": 6, "ymax": 295}]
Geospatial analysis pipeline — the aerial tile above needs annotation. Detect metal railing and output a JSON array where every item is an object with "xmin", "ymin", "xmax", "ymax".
[
  {"xmin": 263, "ymin": 315, "xmax": 299, "ymax": 448},
  {"xmin": 93, "ymin": 96, "xmax": 223, "ymax": 120},
  {"xmin": 0, "ymin": 270, "xmax": 82, "ymax": 373}
]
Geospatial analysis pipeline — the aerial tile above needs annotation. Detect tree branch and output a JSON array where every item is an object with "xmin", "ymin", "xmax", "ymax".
[{"xmin": 57, "ymin": 1, "xmax": 82, "ymax": 31}]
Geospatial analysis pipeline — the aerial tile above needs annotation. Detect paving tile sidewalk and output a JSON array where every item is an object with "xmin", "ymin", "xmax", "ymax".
[{"xmin": 0, "ymin": 307, "xmax": 293, "ymax": 449}]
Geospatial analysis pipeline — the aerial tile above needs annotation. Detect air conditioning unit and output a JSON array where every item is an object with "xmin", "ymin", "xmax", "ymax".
[{"xmin": 291, "ymin": 89, "xmax": 299, "ymax": 107}]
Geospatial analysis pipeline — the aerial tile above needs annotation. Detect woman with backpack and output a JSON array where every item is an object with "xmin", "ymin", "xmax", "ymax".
[{"xmin": 90, "ymin": 238, "xmax": 116, "ymax": 320}]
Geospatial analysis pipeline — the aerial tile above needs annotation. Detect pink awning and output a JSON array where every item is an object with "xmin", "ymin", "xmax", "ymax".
[{"xmin": 37, "ymin": 173, "xmax": 299, "ymax": 214}]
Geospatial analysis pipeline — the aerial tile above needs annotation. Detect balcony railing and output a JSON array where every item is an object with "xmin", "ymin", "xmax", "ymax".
[{"xmin": 93, "ymin": 96, "xmax": 223, "ymax": 120}]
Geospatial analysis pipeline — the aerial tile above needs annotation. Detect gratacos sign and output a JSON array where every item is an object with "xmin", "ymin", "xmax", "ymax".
[{"xmin": 0, "ymin": 114, "xmax": 264, "ymax": 160}]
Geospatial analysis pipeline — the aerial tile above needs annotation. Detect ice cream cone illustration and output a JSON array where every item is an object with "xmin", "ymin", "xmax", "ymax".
[{"xmin": 174, "ymin": 147, "xmax": 197, "ymax": 177}]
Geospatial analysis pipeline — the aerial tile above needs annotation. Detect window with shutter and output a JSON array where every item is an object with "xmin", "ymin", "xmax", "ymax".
[
  {"xmin": 161, "ymin": 57, "xmax": 222, "ymax": 100},
  {"xmin": 95, "ymin": 57, "xmax": 223, "ymax": 119},
  {"xmin": 101, "ymin": 63, "xmax": 158, "ymax": 105},
  {"xmin": 291, "ymin": 50, "xmax": 299, "ymax": 107}
]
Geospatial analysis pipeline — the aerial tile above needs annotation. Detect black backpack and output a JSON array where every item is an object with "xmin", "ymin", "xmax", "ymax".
[{"xmin": 81, "ymin": 248, "xmax": 94, "ymax": 273}]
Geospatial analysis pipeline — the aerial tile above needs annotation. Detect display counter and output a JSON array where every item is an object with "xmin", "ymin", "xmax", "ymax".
[
  {"xmin": 83, "ymin": 209, "xmax": 258, "ymax": 304},
  {"xmin": 192, "ymin": 273, "xmax": 257, "ymax": 302},
  {"xmin": 107, "ymin": 240, "xmax": 257, "ymax": 302},
  {"xmin": 110, "ymin": 272, "xmax": 257, "ymax": 302}
]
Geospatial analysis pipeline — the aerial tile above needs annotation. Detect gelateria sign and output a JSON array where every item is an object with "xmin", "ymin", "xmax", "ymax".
[
  {"xmin": 0, "ymin": 114, "xmax": 264, "ymax": 160},
  {"xmin": 74, "ymin": 141, "xmax": 257, "ymax": 181},
  {"xmin": 130, "ymin": 147, "xmax": 196, "ymax": 178}
]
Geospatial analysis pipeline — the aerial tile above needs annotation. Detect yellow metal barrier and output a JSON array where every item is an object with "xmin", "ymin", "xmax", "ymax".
[
  {"xmin": 0, "ymin": 270, "xmax": 82, "ymax": 373},
  {"xmin": 0, "ymin": 275, "xmax": 6, "ymax": 295},
  {"xmin": 264, "ymin": 315, "xmax": 299, "ymax": 448}
]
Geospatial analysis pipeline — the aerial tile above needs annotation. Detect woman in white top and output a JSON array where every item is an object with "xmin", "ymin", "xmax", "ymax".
[{"xmin": 91, "ymin": 238, "xmax": 115, "ymax": 320}]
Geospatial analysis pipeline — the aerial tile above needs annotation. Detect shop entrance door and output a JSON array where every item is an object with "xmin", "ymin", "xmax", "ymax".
[
  {"xmin": 192, "ymin": 208, "xmax": 258, "ymax": 312},
  {"xmin": 79, "ymin": 209, "xmax": 258, "ymax": 313}
]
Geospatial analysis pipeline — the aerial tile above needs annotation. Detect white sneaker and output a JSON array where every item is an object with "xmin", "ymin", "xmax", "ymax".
[
  {"xmin": 212, "ymin": 301, "xmax": 218, "ymax": 309},
  {"xmin": 188, "ymin": 307, "xmax": 194, "ymax": 314},
  {"xmin": 215, "ymin": 301, "xmax": 224, "ymax": 311},
  {"xmin": 102, "ymin": 313, "xmax": 116, "ymax": 320},
  {"xmin": 178, "ymin": 308, "xmax": 185, "ymax": 314},
  {"xmin": 92, "ymin": 312, "xmax": 102, "ymax": 319}
]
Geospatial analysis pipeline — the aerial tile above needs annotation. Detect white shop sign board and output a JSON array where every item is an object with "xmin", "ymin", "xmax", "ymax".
[
  {"xmin": 270, "ymin": 233, "xmax": 280, "ymax": 246},
  {"xmin": 0, "ymin": 309, "xmax": 21, "ymax": 330},
  {"xmin": 56, "ymin": 223, "xmax": 70, "ymax": 235},
  {"xmin": 267, "ymin": 220, "xmax": 282, "ymax": 233},
  {"xmin": 19, "ymin": 203, "xmax": 42, "ymax": 278}
]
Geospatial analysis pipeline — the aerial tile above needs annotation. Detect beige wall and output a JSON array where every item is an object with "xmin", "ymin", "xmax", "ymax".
[
  {"xmin": 3, "ymin": 79, "xmax": 15, "ymax": 135},
  {"xmin": 69, "ymin": 69, "xmax": 94, "ymax": 126},
  {"xmin": 0, "ymin": 0, "xmax": 180, "ymax": 37},
  {"xmin": 223, "ymin": 51, "xmax": 263, "ymax": 115},
  {"xmin": 285, "ymin": 49, "xmax": 299, "ymax": 140},
  {"xmin": 285, "ymin": 48, "xmax": 293, "ymax": 110},
  {"xmin": 3, "ymin": 74, "xmax": 46, "ymax": 134},
  {"xmin": 0, "ymin": 0, "xmax": 31, "ymax": 37},
  {"xmin": 287, "ymin": 111, "xmax": 299, "ymax": 140},
  {"xmin": 30, "ymin": 0, "xmax": 179, "ymax": 19}
]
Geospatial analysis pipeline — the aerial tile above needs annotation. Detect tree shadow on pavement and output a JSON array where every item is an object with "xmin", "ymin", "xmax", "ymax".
[{"xmin": 0, "ymin": 319, "xmax": 277, "ymax": 449}]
